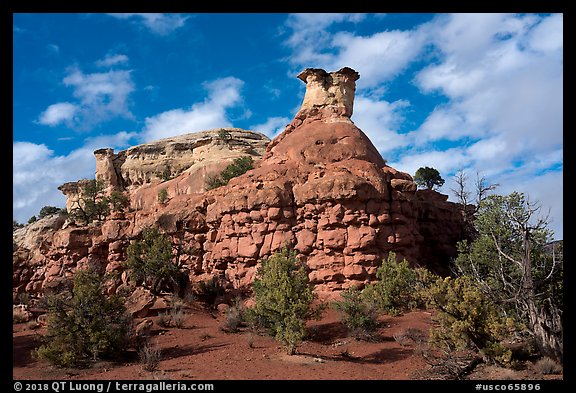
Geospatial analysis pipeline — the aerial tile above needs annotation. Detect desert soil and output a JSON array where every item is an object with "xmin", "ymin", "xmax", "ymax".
[{"xmin": 13, "ymin": 304, "xmax": 563, "ymax": 381}]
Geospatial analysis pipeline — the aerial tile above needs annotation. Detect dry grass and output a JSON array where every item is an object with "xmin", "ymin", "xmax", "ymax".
[
  {"xmin": 535, "ymin": 357, "xmax": 562, "ymax": 375},
  {"xmin": 139, "ymin": 342, "xmax": 162, "ymax": 372}
]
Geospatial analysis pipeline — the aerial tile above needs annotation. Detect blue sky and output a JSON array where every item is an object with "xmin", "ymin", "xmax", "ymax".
[{"xmin": 12, "ymin": 13, "xmax": 563, "ymax": 239}]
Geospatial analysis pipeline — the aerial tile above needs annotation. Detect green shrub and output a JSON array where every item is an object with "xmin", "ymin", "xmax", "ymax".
[
  {"xmin": 108, "ymin": 191, "xmax": 129, "ymax": 213},
  {"xmin": 38, "ymin": 205, "xmax": 62, "ymax": 218},
  {"xmin": 205, "ymin": 156, "xmax": 254, "ymax": 190},
  {"xmin": 205, "ymin": 174, "xmax": 227, "ymax": 190},
  {"xmin": 422, "ymin": 275, "xmax": 516, "ymax": 364},
  {"xmin": 333, "ymin": 286, "xmax": 379, "ymax": 340},
  {"xmin": 366, "ymin": 252, "xmax": 423, "ymax": 315},
  {"xmin": 158, "ymin": 188, "xmax": 168, "ymax": 204},
  {"xmin": 125, "ymin": 227, "xmax": 180, "ymax": 295},
  {"xmin": 69, "ymin": 179, "xmax": 110, "ymax": 225},
  {"xmin": 248, "ymin": 248, "xmax": 322, "ymax": 354},
  {"xmin": 35, "ymin": 270, "xmax": 131, "ymax": 368},
  {"xmin": 218, "ymin": 129, "xmax": 232, "ymax": 143}
]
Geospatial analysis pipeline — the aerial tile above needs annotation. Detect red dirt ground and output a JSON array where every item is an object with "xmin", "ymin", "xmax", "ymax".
[{"xmin": 13, "ymin": 304, "xmax": 563, "ymax": 381}]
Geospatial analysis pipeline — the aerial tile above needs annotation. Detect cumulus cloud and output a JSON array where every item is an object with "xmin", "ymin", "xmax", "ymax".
[
  {"xmin": 283, "ymin": 13, "xmax": 427, "ymax": 88},
  {"xmin": 38, "ymin": 102, "xmax": 79, "ymax": 127},
  {"xmin": 390, "ymin": 147, "xmax": 470, "ymax": 181},
  {"xmin": 250, "ymin": 116, "xmax": 291, "ymax": 138},
  {"xmin": 13, "ymin": 132, "xmax": 136, "ymax": 223},
  {"xmin": 38, "ymin": 67, "xmax": 135, "ymax": 130},
  {"xmin": 141, "ymin": 77, "xmax": 244, "ymax": 141},
  {"xmin": 412, "ymin": 13, "xmax": 563, "ymax": 176},
  {"xmin": 96, "ymin": 53, "xmax": 129, "ymax": 67},
  {"xmin": 352, "ymin": 95, "xmax": 410, "ymax": 158},
  {"xmin": 107, "ymin": 13, "xmax": 189, "ymax": 35}
]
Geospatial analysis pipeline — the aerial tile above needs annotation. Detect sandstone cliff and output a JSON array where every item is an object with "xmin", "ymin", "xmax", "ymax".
[{"xmin": 13, "ymin": 67, "xmax": 468, "ymax": 303}]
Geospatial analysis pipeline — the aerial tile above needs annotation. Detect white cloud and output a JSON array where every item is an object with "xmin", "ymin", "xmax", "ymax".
[
  {"xmin": 96, "ymin": 53, "xmax": 129, "ymax": 67},
  {"xmin": 412, "ymin": 13, "xmax": 563, "ymax": 174},
  {"xmin": 284, "ymin": 14, "xmax": 427, "ymax": 88},
  {"xmin": 38, "ymin": 102, "xmax": 79, "ymax": 127},
  {"xmin": 525, "ymin": 13, "xmax": 563, "ymax": 53},
  {"xmin": 39, "ymin": 68, "xmax": 135, "ymax": 130},
  {"xmin": 329, "ymin": 29, "xmax": 427, "ymax": 88},
  {"xmin": 13, "ymin": 132, "xmax": 136, "ymax": 223},
  {"xmin": 283, "ymin": 13, "xmax": 367, "ymax": 67},
  {"xmin": 107, "ymin": 13, "xmax": 189, "ymax": 35},
  {"xmin": 351, "ymin": 95, "xmax": 410, "ymax": 158},
  {"xmin": 284, "ymin": 13, "xmax": 367, "ymax": 48},
  {"xmin": 250, "ymin": 116, "xmax": 291, "ymax": 138},
  {"xmin": 497, "ymin": 169, "xmax": 563, "ymax": 240},
  {"xmin": 390, "ymin": 147, "xmax": 469, "ymax": 182},
  {"xmin": 141, "ymin": 77, "xmax": 244, "ymax": 141}
]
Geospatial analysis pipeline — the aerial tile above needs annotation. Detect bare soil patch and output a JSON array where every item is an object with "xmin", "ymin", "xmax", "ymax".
[{"xmin": 12, "ymin": 304, "xmax": 563, "ymax": 381}]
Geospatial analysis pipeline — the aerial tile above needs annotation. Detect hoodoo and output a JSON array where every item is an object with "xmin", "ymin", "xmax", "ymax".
[{"xmin": 13, "ymin": 67, "xmax": 468, "ymax": 303}]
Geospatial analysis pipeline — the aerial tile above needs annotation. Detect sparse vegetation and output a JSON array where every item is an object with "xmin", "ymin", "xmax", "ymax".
[
  {"xmin": 108, "ymin": 191, "xmax": 129, "ymax": 213},
  {"xmin": 35, "ymin": 269, "xmax": 131, "ymax": 368},
  {"xmin": 69, "ymin": 179, "xmax": 110, "ymax": 225},
  {"xmin": 422, "ymin": 275, "xmax": 516, "ymax": 365},
  {"xmin": 535, "ymin": 356, "xmax": 562, "ymax": 375},
  {"xmin": 205, "ymin": 156, "xmax": 254, "ymax": 190},
  {"xmin": 362, "ymin": 252, "xmax": 431, "ymax": 315},
  {"xmin": 13, "ymin": 220, "xmax": 25, "ymax": 230},
  {"xmin": 158, "ymin": 188, "xmax": 168, "ymax": 204},
  {"xmin": 170, "ymin": 302, "xmax": 186, "ymax": 328},
  {"xmin": 125, "ymin": 227, "xmax": 181, "ymax": 295},
  {"xmin": 454, "ymin": 192, "xmax": 563, "ymax": 363},
  {"xmin": 139, "ymin": 342, "xmax": 162, "ymax": 372},
  {"xmin": 218, "ymin": 129, "xmax": 232, "ymax": 143},
  {"xmin": 197, "ymin": 276, "xmax": 226, "ymax": 308},
  {"xmin": 38, "ymin": 205, "xmax": 64, "ymax": 218},
  {"xmin": 333, "ymin": 286, "xmax": 379, "ymax": 340},
  {"xmin": 221, "ymin": 298, "xmax": 245, "ymax": 333},
  {"xmin": 247, "ymin": 248, "xmax": 323, "ymax": 355}
]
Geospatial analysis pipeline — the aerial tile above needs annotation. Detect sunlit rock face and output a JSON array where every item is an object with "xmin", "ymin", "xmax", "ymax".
[{"xmin": 13, "ymin": 67, "xmax": 467, "ymax": 303}]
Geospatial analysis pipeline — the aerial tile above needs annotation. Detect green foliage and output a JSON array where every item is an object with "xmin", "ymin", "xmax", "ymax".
[
  {"xmin": 69, "ymin": 179, "xmax": 110, "ymax": 225},
  {"xmin": 125, "ymin": 227, "xmax": 180, "ymax": 295},
  {"xmin": 205, "ymin": 156, "xmax": 254, "ymax": 190},
  {"xmin": 333, "ymin": 286, "xmax": 379, "ymax": 339},
  {"xmin": 38, "ymin": 205, "xmax": 62, "ymax": 218},
  {"xmin": 35, "ymin": 270, "xmax": 131, "ymax": 368},
  {"xmin": 414, "ymin": 166, "xmax": 445, "ymax": 190},
  {"xmin": 27, "ymin": 215, "xmax": 37, "ymax": 224},
  {"xmin": 218, "ymin": 129, "xmax": 232, "ymax": 142},
  {"xmin": 422, "ymin": 275, "xmax": 516, "ymax": 364},
  {"xmin": 364, "ymin": 252, "xmax": 433, "ymax": 315},
  {"xmin": 13, "ymin": 220, "xmax": 25, "ymax": 231},
  {"xmin": 108, "ymin": 191, "xmax": 129, "ymax": 213},
  {"xmin": 454, "ymin": 192, "xmax": 563, "ymax": 361},
  {"xmin": 248, "ymin": 248, "xmax": 321, "ymax": 354},
  {"xmin": 205, "ymin": 174, "xmax": 227, "ymax": 190},
  {"xmin": 158, "ymin": 188, "xmax": 168, "ymax": 204},
  {"xmin": 159, "ymin": 165, "xmax": 173, "ymax": 182}
]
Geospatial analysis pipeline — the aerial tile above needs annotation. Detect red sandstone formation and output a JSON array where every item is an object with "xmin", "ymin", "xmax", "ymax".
[{"xmin": 13, "ymin": 67, "xmax": 467, "ymax": 304}]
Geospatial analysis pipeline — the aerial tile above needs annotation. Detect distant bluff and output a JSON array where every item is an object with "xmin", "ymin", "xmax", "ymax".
[{"xmin": 13, "ymin": 67, "xmax": 468, "ymax": 303}]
